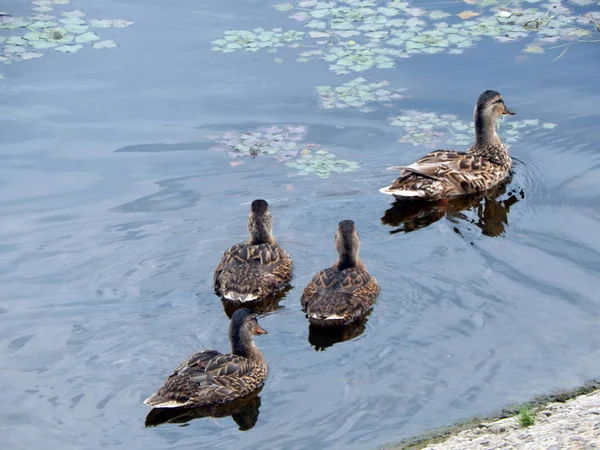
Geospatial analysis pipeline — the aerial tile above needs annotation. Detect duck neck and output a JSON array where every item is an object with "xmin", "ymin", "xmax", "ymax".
[
  {"xmin": 474, "ymin": 110, "xmax": 500, "ymax": 148},
  {"xmin": 247, "ymin": 220, "xmax": 275, "ymax": 246},
  {"xmin": 334, "ymin": 247, "xmax": 363, "ymax": 271},
  {"xmin": 230, "ymin": 330, "xmax": 263, "ymax": 361}
]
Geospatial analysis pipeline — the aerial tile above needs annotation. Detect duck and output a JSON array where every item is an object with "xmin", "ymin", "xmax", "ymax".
[
  {"xmin": 380, "ymin": 90, "xmax": 515, "ymax": 201},
  {"xmin": 214, "ymin": 199, "xmax": 293, "ymax": 302},
  {"xmin": 144, "ymin": 308, "xmax": 268, "ymax": 408},
  {"xmin": 300, "ymin": 220, "xmax": 379, "ymax": 327}
]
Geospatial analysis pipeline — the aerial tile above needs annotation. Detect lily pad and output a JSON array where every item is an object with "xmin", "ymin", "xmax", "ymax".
[
  {"xmin": 74, "ymin": 31, "xmax": 100, "ymax": 43},
  {"xmin": 4, "ymin": 45, "xmax": 27, "ymax": 54},
  {"xmin": 54, "ymin": 44, "xmax": 83, "ymax": 53},
  {"xmin": 92, "ymin": 40, "xmax": 117, "ymax": 49},
  {"xmin": 19, "ymin": 52, "xmax": 45, "ymax": 60}
]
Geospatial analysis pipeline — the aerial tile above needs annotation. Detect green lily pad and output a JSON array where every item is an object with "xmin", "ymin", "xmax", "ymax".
[
  {"xmin": 64, "ymin": 24, "xmax": 89, "ymax": 34},
  {"xmin": 19, "ymin": 52, "xmax": 45, "ymax": 60},
  {"xmin": 92, "ymin": 40, "xmax": 118, "ymax": 49},
  {"xmin": 54, "ymin": 44, "xmax": 83, "ymax": 53},
  {"xmin": 5, "ymin": 36, "xmax": 28, "ymax": 46},
  {"xmin": 29, "ymin": 40, "xmax": 58, "ymax": 49},
  {"xmin": 273, "ymin": 3, "xmax": 294, "ymax": 11},
  {"xmin": 23, "ymin": 32, "xmax": 42, "ymax": 41},
  {"xmin": 4, "ymin": 45, "xmax": 27, "ymax": 54},
  {"xmin": 89, "ymin": 19, "xmax": 113, "ymax": 28},
  {"xmin": 30, "ymin": 20, "xmax": 59, "ymax": 28},
  {"xmin": 74, "ymin": 31, "xmax": 99, "ymax": 43}
]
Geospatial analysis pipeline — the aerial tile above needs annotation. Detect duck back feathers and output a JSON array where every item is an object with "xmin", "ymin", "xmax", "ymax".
[{"xmin": 214, "ymin": 200, "xmax": 293, "ymax": 302}]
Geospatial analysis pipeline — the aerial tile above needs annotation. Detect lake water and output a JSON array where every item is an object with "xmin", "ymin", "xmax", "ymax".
[{"xmin": 2, "ymin": 0, "xmax": 600, "ymax": 449}]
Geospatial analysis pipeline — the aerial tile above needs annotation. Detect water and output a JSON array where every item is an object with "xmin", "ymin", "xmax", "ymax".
[{"xmin": 1, "ymin": 0, "xmax": 600, "ymax": 449}]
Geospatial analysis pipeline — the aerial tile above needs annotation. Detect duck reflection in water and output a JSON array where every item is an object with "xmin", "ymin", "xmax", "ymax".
[
  {"xmin": 381, "ymin": 177, "xmax": 524, "ymax": 237},
  {"xmin": 308, "ymin": 313, "xmax": 369, "ymax": 351},
  {"xmin": 145, "ymin": 389, "xmax": 262, "ymax": 430}
]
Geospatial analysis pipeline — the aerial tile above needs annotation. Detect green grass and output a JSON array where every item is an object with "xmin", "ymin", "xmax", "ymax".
[{"xmin": 518, "ymin": 405, "xmax": 535, "ymax": 427}]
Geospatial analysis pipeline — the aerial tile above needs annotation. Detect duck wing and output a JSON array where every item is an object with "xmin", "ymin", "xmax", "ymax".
[
  {"xmin": 382, "ymin": 150, "xmax": 504, "ymax": 199},
  {"xmin": 145, "ymin": 351, "xmax": 259, "ymax": 408}
]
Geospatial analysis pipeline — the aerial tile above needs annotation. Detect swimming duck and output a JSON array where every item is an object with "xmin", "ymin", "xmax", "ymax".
[
  {"xmin": 214, "ymin": 199, "xmax": 293, "ymax": 302},
  {"xmin": 144, "ymin": 308, "xmax": 268, "ymax": 408},
  {"xmin": 300, "ymin": 220, "xmax": 379, "ymax": 327},
  {"xmin": 380, "ymin": 90, "xmax": 515, "ymax": 201}
]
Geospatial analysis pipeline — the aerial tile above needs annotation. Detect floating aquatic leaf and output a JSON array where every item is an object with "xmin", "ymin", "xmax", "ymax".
[
  {"xmin": 309, "ymin": 31, "xmax": 330, "ymax": 38},
  {"xmin": 92, "ymin": 39, "xmax": 117, "ymax": 49},
  {"xmin": 316, "ymin": 77, "xmax": 409, "ymax": 110},
  {"xmin": 524, "ymin": 44, "xmax": 544, "ymax": 53},
  {"xmin": 89, "ymin": 19, "xmax": 113, "ymax": 27},
  {"xmin": 273, "ymin": 3, "xmax": 294, "ymax": 11},
  {"xmin": 4, "ymin": 45, "xmax": 27, "ymax": 54},
  {"xmin": 74, "ymin": 31, "xmax": 99, "ymax": 43},
  {"xmin": 23, "ymin": 31, "xmax": 42, "ymax": 41},
  {"xmin": 19, "ymin": 51, "xmax": 45, "ymax": 60},
  {"xmin": 458, "ymin": 10, "xmax": 479, "ymax": 19},
  {"xmin": 211, "ymin": 28, "xmax": 304, "ymax": 53},
  {"xmin": 63, "ymin": 24, "xmax": 89, "ymax": 33},
  {"xmin": 429, "ymin": 10, "xmax": 451, "ymax": 20},
  {"xmin": 33, "ymin": 6, "xmax": 54, "ymax": 13},
  {"xmin": 54, "ymin": 44, "xmax": 83, "ymax": 52},
  {"xmin": 290, "ymin": 12, "xmax": 311, "ymax": 21},
  {"xmin": 61, "ymin": 10, "xmax": 86, "ymax": 18},
  {"xmin": 31, "ymin": 14, "xmax": 56, "ymax": 21},
  {"xmin": 111, "ymin": 19, "xmax": 134, "ymax": 28},
  {"xmin": 29, "ymin": 40, "xmax": 58, "ymax": 49},
  {"xmin": 6, "ymin": 36, "xmax": 28, "ymax": 46}
]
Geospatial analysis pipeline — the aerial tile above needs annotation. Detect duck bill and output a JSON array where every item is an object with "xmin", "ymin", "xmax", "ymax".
[
  {"xmin": 503, "ymin": 105, "xmax": 516, "ymax": 115},
  {"xmin": 255, "ymin": 325, "xmax": 268, "ymax": 335}
]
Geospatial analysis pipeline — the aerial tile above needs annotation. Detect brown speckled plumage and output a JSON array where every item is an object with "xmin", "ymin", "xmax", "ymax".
[
  {"xmin": 380, "ymin": 90, "xmax": 515, "ymax": 201},
  {"xmin": 144, "ymin": 309, "xmax": 268, "ymax": 408},
  {"xmin": 300, "ymin": 220, "xmax": 379, "ymax": 327},
  {"xmin": 214, "ymin": 200, "xmax": 293, "ymax": 302}
]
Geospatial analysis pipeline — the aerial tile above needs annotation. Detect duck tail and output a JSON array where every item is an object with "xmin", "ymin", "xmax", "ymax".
[
  {"xmin": 305, "ymin": 291, "xmax": 359, "ymax": 326},
  {"xmin": 379, "ymin": 184, "xmax": 427, "ymax": 197},
  {"xmin": 222, "ymin": 291, "xmax": 260, "ymax": 302},
  {"xmin": 144, "ymin": 394, "xmax": 190, "ymax": 408}
]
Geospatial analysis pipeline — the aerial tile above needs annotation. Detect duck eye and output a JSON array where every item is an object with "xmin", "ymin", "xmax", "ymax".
[{"xmin": 494, "ymin": 99, "xmax": 503, "ymax": 104}]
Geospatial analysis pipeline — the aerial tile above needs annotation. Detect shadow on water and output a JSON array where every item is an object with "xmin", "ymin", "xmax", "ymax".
[
  {"xmin": 144, "ymin": 389, "xmax": 262, "ymax": 431},
  {"xmin": 219, "ymin": 285, "xmax": 292, "ymax": 319},
  {"xmin": 308, "ymin": 313, "xmax": 370, "ymax": 351},
  {"xmin": 381, "ymin": 175, "xmax": 525, "ymax": 237}
]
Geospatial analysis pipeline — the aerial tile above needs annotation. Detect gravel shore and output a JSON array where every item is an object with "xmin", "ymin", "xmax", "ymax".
[
  {"xmin": 388, "ymin": 383, "xmax": 600, "ymax": 450},
  {"xmin": 420, "ymin": 390, "xmax": 600, "ymax": 450}
]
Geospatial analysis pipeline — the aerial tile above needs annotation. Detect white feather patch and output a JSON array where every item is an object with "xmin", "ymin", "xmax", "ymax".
[
  {"xmin": 223, "ymin": 292, "xmax": 259, "ymax": 302},
  {"xmin": 144, "ymin": 397, "xmax": 188, "ymax": 408},
  {"xmin": 310, "ymin": 313, "xmax": 346, "ymax": 320},
  {"xmin": 379, "ymin": 185, "xmax": 425, "ymax": 197}
]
